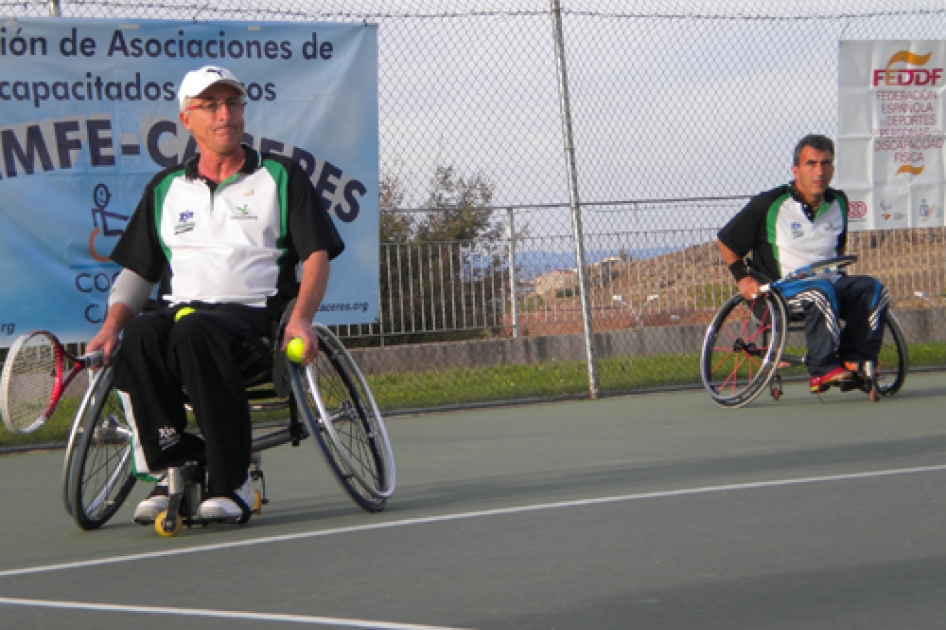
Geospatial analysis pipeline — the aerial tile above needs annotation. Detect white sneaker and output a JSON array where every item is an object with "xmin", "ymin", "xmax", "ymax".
[
  {"xmin": 133, "ymin": 475, "xmax": 169, "ymax": 525},
  {"xmin": 197, "ymin": 476, "xmax": 256, "ymax": 522}
]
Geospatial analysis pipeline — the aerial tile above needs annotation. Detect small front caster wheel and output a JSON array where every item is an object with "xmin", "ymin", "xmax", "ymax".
[{"xmin": 155, "ymin": 510, "xmax": 182, "ymax": 537}]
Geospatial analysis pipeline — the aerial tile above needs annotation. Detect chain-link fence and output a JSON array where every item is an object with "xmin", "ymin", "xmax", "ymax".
[{"xmin": 2, "ymin": 0, "xmax": 946, "ymax": 432}]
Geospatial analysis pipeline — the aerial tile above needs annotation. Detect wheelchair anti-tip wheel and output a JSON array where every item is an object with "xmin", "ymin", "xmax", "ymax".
[
  {"xmin": 701, "ymin": 292, "xmax": 788, "ymax": 408},
  {"xmin": 288, "ymin": 324, "xmax": 395, "ymax": 513},
  {"xmin": 65, "ymin": 366, "xmax": 138, "ymax": 530}
]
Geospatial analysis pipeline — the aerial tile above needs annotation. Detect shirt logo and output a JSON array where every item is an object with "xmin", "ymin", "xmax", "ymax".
[
  {"xmin": 230, "ymin": 204, "xmax": 258, "ymax": 220},
  {"xmin": 175, "ymin": 210, "xmax": 196, "ymax": 235},
  {"xmin": 790, "ymin": 221, "xmax": 804, "ymax": 238}
]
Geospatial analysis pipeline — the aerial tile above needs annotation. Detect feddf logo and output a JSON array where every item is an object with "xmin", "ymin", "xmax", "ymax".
[{"xmin": 873, "ymin": 51, "xmax": 943, "ymax": 87}]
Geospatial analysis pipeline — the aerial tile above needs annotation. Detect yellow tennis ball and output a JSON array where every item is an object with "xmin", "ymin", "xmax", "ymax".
[
  {"xmin": 286, "ymin": 338, "xmax": 305, "ymax": 363},
  {"xmin": 174, "ymin": 307, "xmax": 196, "ymax": 322}
]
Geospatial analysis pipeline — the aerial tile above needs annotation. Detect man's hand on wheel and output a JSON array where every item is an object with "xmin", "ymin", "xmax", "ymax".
[{"xmin": 738, "ymin": 277, "xmax": 762, "ymax": 301}]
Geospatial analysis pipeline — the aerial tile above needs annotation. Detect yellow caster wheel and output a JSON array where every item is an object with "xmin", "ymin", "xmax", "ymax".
[
  {"xmin": 252, "ymin": 489, "xmax": 263, "ymax": 514},
  {"xmin": 155, "ymin": 510, "xmax": 182, "ymax": 537}
]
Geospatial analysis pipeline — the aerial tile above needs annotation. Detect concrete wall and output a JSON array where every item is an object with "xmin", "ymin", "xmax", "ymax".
[{"xmin": 348, "ymin": 307, "xmax": 946, "ymax": 376}]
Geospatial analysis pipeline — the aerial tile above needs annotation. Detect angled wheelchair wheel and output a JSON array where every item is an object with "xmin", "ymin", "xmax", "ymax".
[
  {"xmin": 874, "ymin": 310, "xmax": 908, "ymax": 397},
  {"xmin": 701, "ymin": 292, "xmax": 788, "ymax": 408},
  {"xmin": 63, "ymin": 366, "xmax": 106, "ymax": 517},
  {"xmin": 67, "ymin": 366, "xmax": 137, "ymax": 530},
  {"xmin": 289, "ymin": 324, "xmax": 395, "ymax": 513}
]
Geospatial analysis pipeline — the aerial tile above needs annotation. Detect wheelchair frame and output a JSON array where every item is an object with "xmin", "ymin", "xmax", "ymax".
[
  {"xmin": 700, "ymin": 255, "xmax": 908, "ymax": 408},
  {"xmin": 61, "ymin": 322, "xmax": 395, "ymax": 536}
]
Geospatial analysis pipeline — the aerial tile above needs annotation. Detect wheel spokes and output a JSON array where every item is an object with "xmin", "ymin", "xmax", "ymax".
[{"xmin": 711, "ymin": 301, "xmax": 774, "ymax": 393}]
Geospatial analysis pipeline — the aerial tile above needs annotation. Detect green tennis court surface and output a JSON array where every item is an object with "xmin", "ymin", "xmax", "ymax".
[{"xmin": 2, "ymin": 372, "xmax": 945, "ymax": 629}]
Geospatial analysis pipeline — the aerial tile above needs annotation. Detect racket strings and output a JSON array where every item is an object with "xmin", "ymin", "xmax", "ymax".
[{"xmin": 4, "ymin": 337, "xmax": 60, "ymax": 432}]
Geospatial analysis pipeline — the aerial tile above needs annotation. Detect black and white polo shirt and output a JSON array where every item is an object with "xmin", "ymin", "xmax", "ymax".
[{"xmin": 111, "ymin": 146, "xmax": 344, "ymax": 310}]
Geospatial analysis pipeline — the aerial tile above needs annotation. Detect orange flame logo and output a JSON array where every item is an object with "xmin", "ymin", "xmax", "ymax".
[
  {"xmin": 896, "ymin": 164, "xmax": 925, "ymax": 176},
  {"xmin": 886, "ymin": 50, "xmax": 932, "ymax": 70}
]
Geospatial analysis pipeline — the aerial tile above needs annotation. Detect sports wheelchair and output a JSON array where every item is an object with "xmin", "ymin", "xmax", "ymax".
[
  {"xmin": 700, "ymin": 255, "xmax": 908, "ymax": 408},
  {"xmin": 60, "ymin": 316, "xmax": 395, "ymax": 537}
]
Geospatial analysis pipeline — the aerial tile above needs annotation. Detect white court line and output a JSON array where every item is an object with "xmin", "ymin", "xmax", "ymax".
[
  {"xmin": 3, "ymin": 463, "xmax": 946, "ymax": 583},
  {"xmin": 0, "ymin": 596, "xmax": 470, "ymax": 629},
  {"xmin": 2, "ymin": 465, "xmax": 945, "ymax": 628}
]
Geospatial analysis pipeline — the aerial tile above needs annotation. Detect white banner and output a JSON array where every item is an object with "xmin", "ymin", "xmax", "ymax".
[
  {"xmin": 0, "ymin": 18, "xmax": 379, "ymax": 347},
  {"xmin": 837, "ymin": 40, "xmax": 946, "ymax": 231}
]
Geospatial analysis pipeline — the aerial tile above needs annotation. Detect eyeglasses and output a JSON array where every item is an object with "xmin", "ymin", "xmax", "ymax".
[{"xmin": 184, "ymin": 98, "xmax": 246, "ymax": 115}]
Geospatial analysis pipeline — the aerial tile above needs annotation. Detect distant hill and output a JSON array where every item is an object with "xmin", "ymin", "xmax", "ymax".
[{"xmin": 512, "ymin": 247, "xmax": 678, "ymax": 280}]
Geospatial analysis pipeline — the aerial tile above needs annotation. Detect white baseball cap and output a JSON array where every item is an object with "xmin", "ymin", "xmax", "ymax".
[{"xmin": 178, "ymin": 66, "xmax": 247, "ymax": 111}]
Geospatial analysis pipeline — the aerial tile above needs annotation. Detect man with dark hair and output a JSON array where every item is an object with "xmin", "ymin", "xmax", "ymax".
[
  {"xmin": 791, "ymin": 133, "xmax": 835, "ymax": 168},
  {"xmin": 87, "ymin": 66, "xmax": 345, "ymax": 525},
  {"xmin": 716, "ymin": 134, "xmax": 889, "ymax": 393}
]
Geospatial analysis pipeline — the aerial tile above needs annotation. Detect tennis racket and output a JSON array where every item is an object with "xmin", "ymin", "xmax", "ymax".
[{"xmin": 1, "ymin": 331, "xmax": 102, "ymax": 434}]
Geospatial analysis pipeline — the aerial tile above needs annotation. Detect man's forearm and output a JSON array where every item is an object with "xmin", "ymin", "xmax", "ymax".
[
  {"xmin": 101, "ymin": 302, "xmax": 136, "ymax": 337},
  {"xmin": 290, "ymin": 250, "xmax": 330, "ymax": 327},
  {"xmin": 717, "ymin": 239, "xmax": 743, "ymax": 265}
]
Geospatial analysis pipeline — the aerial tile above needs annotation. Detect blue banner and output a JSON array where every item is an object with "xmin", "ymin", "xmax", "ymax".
[{"xmin": 0, "ymin": 19, "xmax": 379, "ymax": 346}]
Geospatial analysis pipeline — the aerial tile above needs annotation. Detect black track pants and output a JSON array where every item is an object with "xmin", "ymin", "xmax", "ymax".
[{"xmin": 114, "ymin": 304, "xmax": 272, "ymax": 495}]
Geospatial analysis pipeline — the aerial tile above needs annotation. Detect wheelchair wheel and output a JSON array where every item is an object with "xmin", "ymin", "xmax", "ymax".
[
  {"xmin": 289, "ymin": 324, "xmax": 395, "ymax": 513},
  {"xmin": 67, "ymin": 366, "xmax": 137, "ymax": 530},
  {"xmin": 701, "ymin": 292, "xmax": 788, "ymax": 408},
  {"xmin": 63, "ymin": 366, "xmax": 108, "ymax": 517},
  {"xmin": 874, "ymin": 310, "xmax": 908, "ymax": 397}
]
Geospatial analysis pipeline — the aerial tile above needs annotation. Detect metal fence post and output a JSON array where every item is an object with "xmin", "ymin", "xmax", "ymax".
[
  {"xmin": 550, "ymin": 0, "xmax": 599, "ymax": 398},
  {"xmin": 48, "ymin": 0, "xmax": 60, "ymax": 17},
  {"xmin": 507, "ymin": 207, "xmax": 520, "ymax": 338}
]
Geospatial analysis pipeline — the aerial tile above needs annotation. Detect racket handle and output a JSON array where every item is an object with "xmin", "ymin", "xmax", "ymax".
[{"xmin": 81, "ymin": 351, "xmax": 104, "ymax": 367}]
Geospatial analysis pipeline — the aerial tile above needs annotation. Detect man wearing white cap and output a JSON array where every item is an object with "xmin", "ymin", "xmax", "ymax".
[{"xmin": 87, "ymin": 65, "xmax": 345, "ymax": 526}]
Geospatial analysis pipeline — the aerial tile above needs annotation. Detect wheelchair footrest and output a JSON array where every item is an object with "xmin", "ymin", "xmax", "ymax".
[
  {"xmin": 840, "ymin": 372, "xmax": 874, "ymax": 394},
  {"xmin": 149, "ymin": 459, "xmax": 264, "ymax": 535},
  {"xmin": 779, "ymin": 353, "xmax": 806, "ymax": 367}
]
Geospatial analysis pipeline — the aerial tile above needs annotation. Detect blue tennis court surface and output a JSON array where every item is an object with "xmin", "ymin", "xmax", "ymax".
[{"xmin": 2, "ymin": 373, "xmax": 945, "ymax": 629}]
